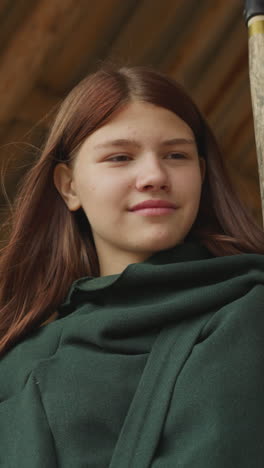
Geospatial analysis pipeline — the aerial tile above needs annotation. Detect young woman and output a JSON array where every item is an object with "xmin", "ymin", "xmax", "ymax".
[{"xmin": 0, "ymin": 64, "xmax": 264, "ymax": 467}]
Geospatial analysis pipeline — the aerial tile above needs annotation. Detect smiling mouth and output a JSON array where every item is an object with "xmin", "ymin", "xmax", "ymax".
[{"xmin": 131, "ymin": 207, "xmax": 176, "ymax": 216}]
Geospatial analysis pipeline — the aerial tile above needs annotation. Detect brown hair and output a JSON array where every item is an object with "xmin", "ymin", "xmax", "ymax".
[{"xmin": 0, "ymin": 63, "xmax": 263, "ymax": 356}]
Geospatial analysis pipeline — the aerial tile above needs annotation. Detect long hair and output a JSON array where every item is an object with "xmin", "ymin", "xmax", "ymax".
[{"xmin": 0, "ymin": 64, "xmax": 263, "ymax": 356}]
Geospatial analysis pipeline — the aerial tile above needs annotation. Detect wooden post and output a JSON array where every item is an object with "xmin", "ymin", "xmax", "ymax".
[{"xmin": 244, "ymin": 0, "xmax": 264, "ymax": 226}]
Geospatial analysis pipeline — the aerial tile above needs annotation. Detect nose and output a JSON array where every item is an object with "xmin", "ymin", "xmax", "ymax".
[{"xmin": 135, "ymin": 156, "xmax": 170, "ymax": 192}]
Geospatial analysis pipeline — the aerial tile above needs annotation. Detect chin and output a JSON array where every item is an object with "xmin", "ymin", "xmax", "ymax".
[{"xmin": 138, "ymin": 236, "xmax": 183, "ymax": 253}]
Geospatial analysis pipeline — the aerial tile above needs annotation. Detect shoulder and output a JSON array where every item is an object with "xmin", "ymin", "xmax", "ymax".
[
  {"xmin": 199, "ymin": 281, "xmax": 264, "ymax": 347},
  {"xmin": 188, "ymin": 282, "xmax": 264, "ymax": 391},
  {"xmin": 0, "ymin": 316, "xmax": 64, "ymax": 402},
  {"xmin": 165, "ymin": 281, "xmax": 264, "ymax": 426},
  {"xmin": 161, "ymin": 286, "xmax": 264, "ymax": 466}
]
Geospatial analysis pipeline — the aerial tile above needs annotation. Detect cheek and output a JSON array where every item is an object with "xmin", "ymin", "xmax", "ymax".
[
  {"xmin": 175, "ymin": 169, "xmax": 202, "ymax": 199},
  {"xmin": 77, "ymin": 170, "xmax": 127, "ymax": 210}
]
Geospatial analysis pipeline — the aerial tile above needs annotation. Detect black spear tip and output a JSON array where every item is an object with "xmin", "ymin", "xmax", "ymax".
[{"xmin": 244, "ymin": 0, "xmax": 264, "ymax": 25}]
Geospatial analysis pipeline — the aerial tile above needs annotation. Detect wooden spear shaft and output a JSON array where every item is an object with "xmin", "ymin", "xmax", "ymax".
[{"xmin": 244, "ymin": 0, "xmax": 264, "ymax": 226}]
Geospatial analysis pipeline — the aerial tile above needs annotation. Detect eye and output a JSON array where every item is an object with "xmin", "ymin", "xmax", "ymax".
[
  {"xmin": 166, "ymin": 152, "xmax": 187, "ymax": 159},
  {"xmin": 105, "ymin": 152, "xmax": 187, "ymax": 162},
  {"xmin": 107, "ymin": 155, "xmax": 131, "ymax": 162}
]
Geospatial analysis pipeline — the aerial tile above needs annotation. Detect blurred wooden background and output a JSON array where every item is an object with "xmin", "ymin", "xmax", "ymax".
[{"xmin": 0, "ymin": 0, "xmax": 262, "ymax": 238}]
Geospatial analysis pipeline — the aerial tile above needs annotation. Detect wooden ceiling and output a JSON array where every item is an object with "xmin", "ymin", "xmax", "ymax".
[{"xmin": 0, "ymin": 0, "xmax": 262, "ymax": 235}]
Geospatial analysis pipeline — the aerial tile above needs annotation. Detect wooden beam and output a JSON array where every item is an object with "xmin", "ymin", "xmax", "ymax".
[
  {"xmin": 227, "ymin": 151, "xmax": 262, "ymax": 224},
  {"xmin": 107, "ymin": 0, "xmax": 189, "ymax": 65},
  {"xmin": 0, "ymin": 120, "xmax": 40, "ymax": 197},
  {"xmin": 191, "ymin": 15, "xmax": 247, "ymax": 110},
  {"xmin": 16, "ymin": 86, "xmax": 61, "ymax": 124},
  {"xmin": 162, "ymin": 1, "xmax": 241, "ymax": 84},
  {"xmin": 0, "ymin": 0, "xmax": 36, "ymax": 56},
  {"xmin": 208, "ymin": 67, "xmax": 251, "ymax": 145},
  {"xmin": 41, "ymin": 0, "xmax": 138, "ymax": 93},
  {"xmin": 204, "ymin": 51, "xmax": 248, "ymax": 118},
  {"xmin": 0, "ymin": 0, "xmax": 86, "ymax": 126}
]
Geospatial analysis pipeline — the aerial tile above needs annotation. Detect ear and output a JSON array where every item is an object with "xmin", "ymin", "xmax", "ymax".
[
  {"xmin": 53, "ymin": 163, "xmax": 81, "ymax": 211},
  {"xmin": 199, "ymin": 157, "xmax": 206, "ymax": 183}
]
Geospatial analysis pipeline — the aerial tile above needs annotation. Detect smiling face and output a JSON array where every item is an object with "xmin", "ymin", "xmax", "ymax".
[{"xmin": 54, "ymin": 101, "xmax": 206, "ymax": 276}]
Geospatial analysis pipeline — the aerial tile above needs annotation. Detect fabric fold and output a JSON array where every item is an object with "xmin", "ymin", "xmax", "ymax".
[{"xmin": 1, "ymin": 240, "xmax": 264, "ymax": 467}]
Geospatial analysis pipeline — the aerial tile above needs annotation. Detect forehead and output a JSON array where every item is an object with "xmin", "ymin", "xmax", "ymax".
[{"xmin": 84, "ymin": 101, "xmax": 195, "ymax": 148}]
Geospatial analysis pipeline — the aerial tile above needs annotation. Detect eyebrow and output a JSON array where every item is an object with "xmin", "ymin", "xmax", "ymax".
[{"xmin": 93, "ymin": 138, "xmax": 196, "ymax": 150}]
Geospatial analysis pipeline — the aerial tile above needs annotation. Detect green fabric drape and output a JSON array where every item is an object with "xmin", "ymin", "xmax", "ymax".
[{"xmin": 0, "ymin": 240, "xmax": 264, "ymax": 467}]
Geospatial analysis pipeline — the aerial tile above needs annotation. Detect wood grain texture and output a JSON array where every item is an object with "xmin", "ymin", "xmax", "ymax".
[
  {"xmin": 248, "ymin": 30, "xmax": 264, "ymax": 226},
  {"xmin": 0, "ymin": 0, "xmax": 86, "ymax": 125}
]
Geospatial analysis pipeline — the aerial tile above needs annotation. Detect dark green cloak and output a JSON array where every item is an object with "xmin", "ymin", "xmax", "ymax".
[{"xmin": 0, "ymin": 240, "xmax": 264, "ymax": 467}]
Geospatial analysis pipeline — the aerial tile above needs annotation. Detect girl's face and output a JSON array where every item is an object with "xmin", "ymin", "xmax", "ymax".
[{"xmin": 54, "ymin": 101, "xmax": 206, "ymax": 276}]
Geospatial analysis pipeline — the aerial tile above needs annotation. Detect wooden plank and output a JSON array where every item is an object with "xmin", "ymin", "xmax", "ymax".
[
  {"xmin": 162, "ymin": 1, "xmax": 241, "ymax": 84},
  {"xmin": 16, "ymin": 86, "xmax": 60, "ymax": 124},
  {"xmin": 227, "ymin": 149, "xmax": 262, "ymax": 224},
  {"xmin": 191, "ymin": 15, "xmax": 247, "ymax": 110},
  {"xmin": 107, "ymin": 0, "xmax": 199, "ymax": 65},
  {"xmin": 203, "ymin": 51, "xmax": 248, "ymax": 119},
  {"xmin": 0, "ymin": 0, "xmax": 87, "ymax": 126},
  {"xmin": 219, "ymin": 110, "xmax": 255, "ymax": 169},
  {"xmin": 0, "ymin": 0, "xmax": 36, "ymax": 55},
  {"xmin": 231, "ymin": 134, "xmax": 259, "ymax": 178},
  {"xmin": 208, "ymin": 66, "xmax": 251, "ymax": 145},
  {"xmin": 41, "ymin": 0, "xmax": 139, "ymax": 93},
  {"xmin": 0, "ymin": 119, "xmax": 44, "ymax": 204}
]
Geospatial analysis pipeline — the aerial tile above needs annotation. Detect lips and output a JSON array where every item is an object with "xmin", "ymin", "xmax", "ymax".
[{"xmin": 129, "ymin": 200, "xmax": 177, "ymax": 211}]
